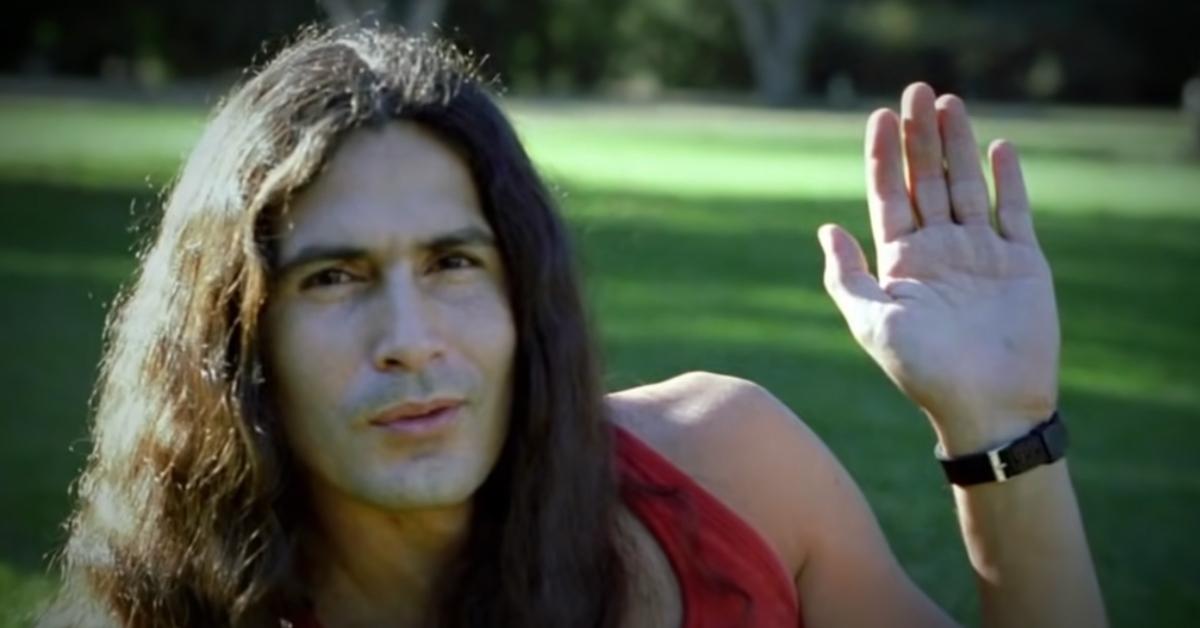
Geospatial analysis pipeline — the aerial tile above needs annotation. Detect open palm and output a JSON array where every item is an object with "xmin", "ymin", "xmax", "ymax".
[{"xmin": 820, "ymin": 83, "xmax": 1059, "ymax": 453}]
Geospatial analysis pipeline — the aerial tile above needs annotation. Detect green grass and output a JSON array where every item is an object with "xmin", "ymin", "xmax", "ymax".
[{"xmin": 1, "ymin": 94, "xmax": 1198, "ymax": 626}]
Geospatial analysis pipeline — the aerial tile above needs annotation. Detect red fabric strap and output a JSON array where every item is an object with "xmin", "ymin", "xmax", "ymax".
[{"xmin": 614, "ymin": 424, "xmax": 802, "ymax": 627}]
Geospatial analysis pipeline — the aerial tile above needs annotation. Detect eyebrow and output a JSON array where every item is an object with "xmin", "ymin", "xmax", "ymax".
[{"xmin": 272, "ymin": 226, "xmax": 496, "ymax": 277}]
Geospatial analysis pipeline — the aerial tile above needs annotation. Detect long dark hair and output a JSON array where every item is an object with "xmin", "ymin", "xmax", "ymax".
[{"xmin": 45, "ymin": 26, "xmax": 627, "ymax": 628}]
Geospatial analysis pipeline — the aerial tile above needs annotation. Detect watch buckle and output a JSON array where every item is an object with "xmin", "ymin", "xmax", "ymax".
[{"xmin": 987, "ymin": 449, "xmax": 1009, "ymax": 482}]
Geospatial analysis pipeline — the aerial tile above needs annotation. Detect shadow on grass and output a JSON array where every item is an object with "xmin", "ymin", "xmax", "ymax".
[
  {"xmin": 0, "ymin": 179, "xmax": 151, "ymax": 574},
  {"xmin": 1, "ymin": 177, "xmax": 1197, "ymax": 625}
]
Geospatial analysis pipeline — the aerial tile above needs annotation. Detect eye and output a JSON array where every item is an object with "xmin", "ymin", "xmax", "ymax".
[
  {"xmin": 431, "ymin": 252, "xmax": 482, "ymax": 273},
  {"xmin": 299, "ymin": 267, "xmax": 359, "ymax": 290}
]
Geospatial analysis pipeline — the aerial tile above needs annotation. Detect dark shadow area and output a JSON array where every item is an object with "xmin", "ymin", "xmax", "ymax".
[{"xmin": 0, "ymin": 178, "xmax": 150, "ymax": 573}]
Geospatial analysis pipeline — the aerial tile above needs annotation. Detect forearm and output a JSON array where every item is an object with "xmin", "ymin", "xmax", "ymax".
[{"xmin": 951, "ymin": 459, "xmax": 1107, "ymax": 628}]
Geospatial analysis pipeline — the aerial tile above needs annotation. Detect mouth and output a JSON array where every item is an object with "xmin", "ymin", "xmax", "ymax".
[{"xmin": 367, "ymin": 398, "xmax": 464, "ymax": 436}]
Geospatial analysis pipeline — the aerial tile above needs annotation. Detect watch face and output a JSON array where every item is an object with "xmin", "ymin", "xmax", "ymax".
[
  {"xmin": 1042, "ymin": 414, "xmax": 1068, "ymax": 458},
  {"xmin": 1004, "ymin": 435, "xmax": 1048, "ymax": 472},
  {"xmin": 1002, "ymin": 415, "xmax": 1066, "ymax": 475}
]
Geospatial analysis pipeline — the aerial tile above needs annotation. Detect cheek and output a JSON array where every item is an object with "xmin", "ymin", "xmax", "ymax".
[
  {"xmin": 442, "ymin": 289, "xmax": 516, "ymax": 375},
  {"xmin": 263, "ymin": 305, "xmax": 359, "ymax": 419}
]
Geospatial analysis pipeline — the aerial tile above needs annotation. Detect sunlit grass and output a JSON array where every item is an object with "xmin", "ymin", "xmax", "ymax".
[
  {"xmin": 4, "ymin": 96, "xmax": 1198, "ymax": 213},
  {"xmin": 0, "ymin": 563, "xmax": 55, "ymax": 628}
]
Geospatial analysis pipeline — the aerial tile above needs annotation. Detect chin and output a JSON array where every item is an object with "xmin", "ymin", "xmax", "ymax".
[{"xmin": 358, "ymin": 461, "xmax": 490, "ymax": 511}]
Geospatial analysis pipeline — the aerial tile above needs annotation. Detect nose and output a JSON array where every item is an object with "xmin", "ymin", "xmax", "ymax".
[{"xmin": 370, "ymin": 273, "xmax": 445, "ymax": 373}]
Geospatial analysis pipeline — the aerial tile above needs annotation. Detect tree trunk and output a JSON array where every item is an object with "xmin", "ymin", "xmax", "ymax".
[
  {"xmin": 317, "ymin": 0, "xmax": 390, "ymax": 26},
  {"xmin": 728, "ymin": 0, "xmax": 817, "ymax": 106},
  {"xmin": 404, "ymin": 0, "xmax": 448, "ymax": 34},
  {"xmin": 1184, "ymin": 76, "xmax": 1200, "ymax": 159},
  {"xmin": 316, "ymin": 0, "xmax": 447, "ymax": 34}
]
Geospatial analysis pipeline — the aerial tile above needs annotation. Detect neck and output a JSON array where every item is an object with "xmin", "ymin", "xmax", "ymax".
[{"xmin": 301, "ymin": 482, "xmax": 472, "ymax": 628}]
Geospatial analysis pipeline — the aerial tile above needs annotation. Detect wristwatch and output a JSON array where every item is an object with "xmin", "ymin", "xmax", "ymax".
[{"xmin": 935, "ymin": 412, "xmax": 1067, "ymax": 486}]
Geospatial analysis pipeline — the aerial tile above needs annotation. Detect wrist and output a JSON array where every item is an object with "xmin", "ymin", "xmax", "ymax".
[
  {"xmin": 925, "ymin": 407, "xmax": 1053, "ymax": 457},
  {"xmin": 934, "ymin": 411, "xmax": 1067, "ymax": 486}
]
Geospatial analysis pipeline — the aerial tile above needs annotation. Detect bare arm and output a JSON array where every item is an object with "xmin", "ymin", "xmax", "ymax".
[
  {"xmin": 611, "ymin": 371, "xmax": 958, "ymax": 627},
  {"xmin": 950, "ymin": 458, "xmax": 1103, "ymax": 628},
  {"xmin": 666, "ymin": 372, "xmax": 1102, "ymax": 628}
]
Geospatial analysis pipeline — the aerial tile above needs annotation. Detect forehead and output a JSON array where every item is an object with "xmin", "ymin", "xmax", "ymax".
[{"xmin": 275, "ymin": 121, "xmax": 488, "ymax": 255}]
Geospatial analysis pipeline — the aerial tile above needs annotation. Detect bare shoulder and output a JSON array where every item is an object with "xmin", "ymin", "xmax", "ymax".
[
  {"xmin": 608, "ymin": 371, "xmax": 809, "ymax": 456},
  {"xmin": 607, "ymin": 371, "xmax": 848, "ymax": 576}
]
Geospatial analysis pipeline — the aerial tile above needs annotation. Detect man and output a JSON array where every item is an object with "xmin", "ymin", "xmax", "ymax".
[{"xmin": 45, "ymin": 27, "xmax": 1106, "ymax": 627}]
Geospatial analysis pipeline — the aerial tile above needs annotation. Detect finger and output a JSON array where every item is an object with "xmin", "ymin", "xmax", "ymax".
[
  {"xmin": 901, "ymin": 83, "xmax": 952, "ymax": 226},
  {"xmin": 988, "ymin": 139, "xmax": 1038, "ymax": 245},
  {"xmin": 936, "ymin": 94, "xmax": 990, "ymax": 226},
  {"xmin": 818, "ymin": 224, "xmax": 892, "ymax": 341},
  {"xmin": 865, "ymin": 108, "xmax": 916, "ymax": 245}
]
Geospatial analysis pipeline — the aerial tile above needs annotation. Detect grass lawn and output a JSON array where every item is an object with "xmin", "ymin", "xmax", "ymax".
[{"xmin": 1, "ymin": 94, "xmax": 1197, "ymax": 627}]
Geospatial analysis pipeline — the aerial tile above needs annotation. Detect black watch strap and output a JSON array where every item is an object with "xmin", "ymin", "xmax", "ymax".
[{"xmin": 935, "ymin": 412, "xmax": 1067, "ymax": 486}]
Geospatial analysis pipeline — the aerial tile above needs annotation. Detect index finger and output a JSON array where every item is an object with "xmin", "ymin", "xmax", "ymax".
[{"xmin": 865, "ymin": 108, "xmax": 916, "ymax": 245}]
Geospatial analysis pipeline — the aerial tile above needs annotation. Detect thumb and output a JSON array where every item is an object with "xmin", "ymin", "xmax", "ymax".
[{"xmin": 817, "ymin": 224, "xmax": 891, "ymax": 328}]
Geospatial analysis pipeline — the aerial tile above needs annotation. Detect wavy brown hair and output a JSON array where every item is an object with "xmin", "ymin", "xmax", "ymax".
[{"xmin": 45, "ymin": 26, "xmax": 627, "ymax": 628}]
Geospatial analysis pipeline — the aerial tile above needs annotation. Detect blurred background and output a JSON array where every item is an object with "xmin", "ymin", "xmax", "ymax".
[
  {"xmin": 3, "ymin": 0, "xmax": 1199, "ymax": 106},
  {"xmin": 1, "ymin": 1, "xmax": 1197, "ymax": 626}
]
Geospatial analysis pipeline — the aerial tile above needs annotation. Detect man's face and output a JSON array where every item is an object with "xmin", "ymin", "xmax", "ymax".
[{"xmin": 263, "ymin": 122, "xmax": 515, "ymax": 511}]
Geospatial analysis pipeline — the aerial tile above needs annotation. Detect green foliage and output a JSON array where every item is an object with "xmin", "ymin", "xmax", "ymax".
[
  {"xmin": 11, "ymin": 0, "xmax": 1197, "ymax": 103},
  {"xmin": 0, "ymin": 97, "xmax": 1198, "ymax": 627}
]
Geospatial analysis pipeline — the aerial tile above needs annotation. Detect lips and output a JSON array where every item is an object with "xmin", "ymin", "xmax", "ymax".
[{"xmin": 367, "ymin": 398, "xmax": 464, "ymax": 436}]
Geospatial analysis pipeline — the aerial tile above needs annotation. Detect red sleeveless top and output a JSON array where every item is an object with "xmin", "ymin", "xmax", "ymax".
[
  {"xmin": 285, "ymin": 425, "xmax": 801, "ymax": 627},
  {"xmin": 614, "ymin": 424, "xmax": 802, "ymax": 627}
]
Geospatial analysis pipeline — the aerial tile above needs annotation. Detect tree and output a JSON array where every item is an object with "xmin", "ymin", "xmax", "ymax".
[
  {"xmin": 1184, "ymin": 75, "xmax": 1200, "ymax": 158},
  {"xmin": 403, "ymin": 0, "xmax": 447, "ymax": 33},
  {"xmin": 317, "ymin": 0, "xmax": 447, "ymax": 34},
  {"xmin": 727, "ymin": 0, "xmax": 821, "ymax": 105}
]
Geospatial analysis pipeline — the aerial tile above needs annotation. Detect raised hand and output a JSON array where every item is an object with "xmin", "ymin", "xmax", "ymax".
[{"xmin": 819, "ymin": 83, "xmax": 1060, "ymax": 455}]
